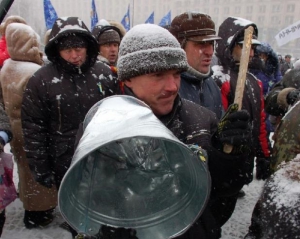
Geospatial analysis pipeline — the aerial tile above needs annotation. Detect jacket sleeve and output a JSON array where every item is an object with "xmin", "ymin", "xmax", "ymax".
[
  {"xmin": 183, "ymin": 104, "xmax": 252, "ymax": 197},
  {"xmin": 21, "ymin": 73, "xmax": 51, "ymax": 179},
  {"xmin": 256, "ymin": 80, "xmax": 271, "ymax": 158},
  {"xmin": 220, "ymin": 81, "xmax": 230, "ymax": 110}
]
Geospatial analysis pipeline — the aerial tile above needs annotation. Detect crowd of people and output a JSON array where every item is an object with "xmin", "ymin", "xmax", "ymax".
[{"xmin": 0, "ymin": 9, "xmax": 299, "ymax": 239}]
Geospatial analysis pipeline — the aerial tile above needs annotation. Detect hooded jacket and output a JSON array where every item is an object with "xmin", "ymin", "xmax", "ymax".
[
  {"xmin": 214, "ymin": 17, "xmax": 270, "ymax": 159},
  {"xmin": 21, "ymin": 17, "xmax": 118, "ymax": 186},
  {"xmin": 0, "ymin": 23, "xmax": 57, "ymax": 210},
  {"xmin": 249, "ymin": 42, "xmax": 282, "ymax": 96}
]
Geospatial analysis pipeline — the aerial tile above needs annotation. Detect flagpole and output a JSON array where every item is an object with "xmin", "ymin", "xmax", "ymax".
[{"xmin": 131, "ymin": 0, "xmax": 134, "ymax": 28}]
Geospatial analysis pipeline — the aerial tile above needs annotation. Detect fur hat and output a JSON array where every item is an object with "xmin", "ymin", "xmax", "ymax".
[
  {"xmin": 98, "ymin": 29, "xmax": 120, "ymax": 45},
  {"xmin": 117, "ymin": 24, "xmax": 188, "ymax": 81},
  {"xmin": 169, "ymin": 11, "xmax": 221, "ymax": 45}
]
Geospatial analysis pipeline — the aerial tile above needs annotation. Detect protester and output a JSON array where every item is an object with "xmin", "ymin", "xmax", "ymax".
[
  {"xmin": 0, "ymin": 22, "xmax": 58, "ymax": 229},
  {"xmin": 21, "ymin": 16, "xmax": 118, "ymax": 233},
  {"xmin": 169, "ymin": 11, "xmax": 223, "ymax": 120},
  {"xmin": 245, "ymin": 100, "xmax": 300, "ymax": 239},
  {"xmin": 169, "ymin": 11, "xmax": 250, "ymax": 228},
  {"xmin": 214, "ymin": 17, "xmax": 271, "ymax": 186},
  {"xmin": 280, "ymin": 54, "xmax": 293, "ymax": 75},
  {"xmin": 92, "ymin": 19, "xmax": 122, "ymax": 67},
  {"xmin": 264, "ymin": 67, "xmax": 300, "ymax": 146},
  {"xmin": 248, "ymin": 42, "xmax": 282, "ymax": 138},
  {"xmin": 69, "ymin": 23, "xmax": 252, "ymax": 239},
  {"xmin": 0, "ymin": 15, "xmax": 27, "ymax": 68},
  {"xmin": 0, "ymin": 103, "xmax": 12, "ymax": 236}
]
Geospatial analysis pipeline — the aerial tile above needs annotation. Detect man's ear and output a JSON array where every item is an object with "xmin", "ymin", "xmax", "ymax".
[{"xmin": 124, "ymin": 79, "xmax": 132, "ymax": 88}]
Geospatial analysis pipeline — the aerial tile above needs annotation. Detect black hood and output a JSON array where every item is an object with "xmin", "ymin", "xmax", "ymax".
[
  {"xmin": 215, "ymin": 17, "xmax": 258, "ymax": 70},
  {"xmin": 45, "ymin": 17, "xmax": 98, "ymax": 68}
]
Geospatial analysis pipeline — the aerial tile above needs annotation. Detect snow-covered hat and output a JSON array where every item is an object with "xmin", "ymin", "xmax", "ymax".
[{"xmin": 117, "ymin": 24, "xmax": 188, "ymax": 81}]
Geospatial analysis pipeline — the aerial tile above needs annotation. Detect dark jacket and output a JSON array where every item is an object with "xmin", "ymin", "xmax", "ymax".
[
  {"xmin": 21, "ymin": 17, "xmax": 118, "ymax": 186},
  {"xmin": 179, "ymin": 67, "xmax": 224, "ymax": 120},
  {"xmin": 124, "ymin": 86, "xmax": 252, "ymax": 239},
  {"xmin": 215, "ymin": 17, "xmax": 270, "ymax": 159},
  {"xmin": 265, "ymin": 68, "xmax": 300, "ymax": 117}
]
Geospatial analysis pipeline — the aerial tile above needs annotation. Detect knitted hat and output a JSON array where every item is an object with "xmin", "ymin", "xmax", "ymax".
[
  {"xmin": 57, "ymin": 34, "xmax": 87, "ymax": 50},
  {"xmin": 117, "ymin": 24, "xmax": 188, "ymax": 81},
  {"xmin": 98, "ymin": 29, "xmax": 121, "ymax": 45},
  {"xmin": 169, "ymin": 12, "xmax": 221, "ymax": 44}
]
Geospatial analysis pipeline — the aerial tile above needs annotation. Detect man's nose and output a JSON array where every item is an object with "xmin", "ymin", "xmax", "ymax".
[{"xmin": 165, "ymin": 75, "xmax": 179, "ymax": 91}]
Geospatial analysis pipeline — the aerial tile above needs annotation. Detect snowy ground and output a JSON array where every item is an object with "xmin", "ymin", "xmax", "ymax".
[{"xmin": 1, "ymin": 145, "xmax": 265, "ymax": 239}]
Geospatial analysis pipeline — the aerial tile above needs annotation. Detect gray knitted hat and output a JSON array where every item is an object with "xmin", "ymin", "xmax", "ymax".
[{"xmin": 117, "ymin": 24, "xmax": 188, "ymax": 81}]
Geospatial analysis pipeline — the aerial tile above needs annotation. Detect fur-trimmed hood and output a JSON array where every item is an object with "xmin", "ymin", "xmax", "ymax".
[{"xmin": 5, "ymin": 23, "xmax": 43, "ymax": 65}]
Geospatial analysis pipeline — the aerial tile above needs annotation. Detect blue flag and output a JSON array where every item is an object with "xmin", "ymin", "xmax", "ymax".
[
  {"xmin": 145, "ymin": 11, "xmax": 154, "ymax": 24},
  {"xmin": 159, "ymin": 10, "xmax": 171, "ymax": 27},
  {"xmin": 91, "ymin": 0, "xmax": 98, "ymax": 30},
  {"xmin": 43, "ymin": 0, "xmax": 58, "ymax": 30},
  {"xmin": 121, "ymin": 5, "xmax": 130, "ymax": 32}
]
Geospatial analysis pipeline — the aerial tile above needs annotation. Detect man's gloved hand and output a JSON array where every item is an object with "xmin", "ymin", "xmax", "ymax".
[
  {"xmin": 286, "ymin": 89, "xmax": 300, "ymax": 105},
  {"xmin": 36, "ymin": 173, "xmax": 56, "ymax": 188},
  {"xmin": 256, "ymin": 157, "xmax": 271, "ymax": 180},
  {"xmin": 97, "ymin": 225, "xmax": 138, "ymax": 239},
  {"xmin": 217, "ymin": 104, "xmax": 252, "ymax": 147}
]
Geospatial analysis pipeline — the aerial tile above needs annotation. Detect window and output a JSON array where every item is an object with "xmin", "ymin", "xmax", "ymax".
[
  {"xmin": 287, "ymin": 4, "xmax": 295, "ymax": 13},
  {"xmin": 272, "ymin": 5, "xmax": 280, "ymax": 13},
  {"xmin": 246, "ymin": 6, "xmax": 253, "ymax": 14},
  {"xmin": 259, "ymin": 5, "xmax": 266, "ymax": 13},
  {"xmin": 235, "ymin": 6, "xmax": 241, "ymax": 14},
  {"xmin": 285, "ymin": 16, "xmax": 294, "ymax": 25}
]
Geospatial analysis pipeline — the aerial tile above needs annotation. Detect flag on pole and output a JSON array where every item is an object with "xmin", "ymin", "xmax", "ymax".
[
  {"xmin": 158, "ymin": 11, "xmax": 171, "ymax": 27},
  {"xmin": 91, "ymin": 0, "xmax": 98, "ymax": 30},
  {"xmin": 275, "ymin": 20, "xmax": 300, "ymax": 47},
  {"xmin": 145, "ymin": 11, "xmax": 154, "ymax": 24},
  {"xmin": 43, "ymin": 0, "xmax": 58, "ymax": 30},
  {"xmin": 121, "ymin": 4, "xmax": 130, "ymax": 32}
]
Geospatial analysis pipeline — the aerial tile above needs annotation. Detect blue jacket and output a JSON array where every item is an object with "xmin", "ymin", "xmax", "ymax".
[{"xmin": 179, "ymin": 67, "xmax": 224, "ymax": 120}]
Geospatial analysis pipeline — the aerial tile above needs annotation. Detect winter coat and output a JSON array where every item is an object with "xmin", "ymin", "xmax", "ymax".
[
  {"xmin": 246, "ymin": 157, "xmax": 300, "ymax": 239},
  {"xmin": 124, "ymin": 87, "xmax": 253, "ymax": 239},
  {"xmin": 0, "ymin": 36, "xmax": 9, "ymax": 67},
  {"xmin": 0, "ymin": 103, "xmax": 12, "ymax": 141},
  {"xmin": 0, "ymin": 23, "xmax": 58, "ymax": 211},
  {"xmin": 214, "ymin": 17, "xmax": 270, "ymax": 160},
  {"xmin": 21, "ymin": 17, "xmax": 118, "ymax": 187},
  {"xmin": 179, "ymin": 67, "xmax": 224, "ymax": 120},
  {"xmin": 249, "ymin": 42, "xmax": 282, "ymax": 96},
  {"xmin": 280, "ymin": 60, "xmax": 293, "ymax": 76},
  {"xmin": 265, "ymin": 68, "xmax": 300, "ymax": 117}
]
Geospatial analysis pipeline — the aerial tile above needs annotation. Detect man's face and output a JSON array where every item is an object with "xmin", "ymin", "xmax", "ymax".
[
  {"xmin": 100, "ymin": 42, "xmax": 119, "ymax": 65},
  {"xmin": 59, "ymin": 47, "xmax": 87, "ymax": 66},
  {"xmin": 232, "ymin": 44, "xmax": 255, "ymax": 62},
  {"xmin": 184, "ymin": 40, "xmax": 214, "ymax": 74},
  {"xmin": 124, "ymin": 69, "xmax": 181, "ymax": 116},
  {"xmin": 285, "ymin": 57, "xmax": 291, "ymax": 63}
]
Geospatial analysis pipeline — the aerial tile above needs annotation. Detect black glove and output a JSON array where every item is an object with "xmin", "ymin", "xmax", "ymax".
[
  {"xmin": 286, "ymin": 89, "xmax": 300, "ymax": 105},
  {"xmin": 97, "ymin": 225, "xmax": 138, "ymax": 239},
  {"xmin": 217, "ymin": 104, "xmax": 252, "ymax": 147},
  {"xmin": 256, "ymin": 157, "xmax": 271, "ymax": 180},
  {"xmin": 35, "ymin": 173, "xmax": 56, "ymax": 188}
]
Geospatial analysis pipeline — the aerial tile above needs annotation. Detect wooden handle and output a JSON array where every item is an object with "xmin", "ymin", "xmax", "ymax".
[{"xmin": 223, "ymin": 26, "xmax": 254, "ymax": 153}]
